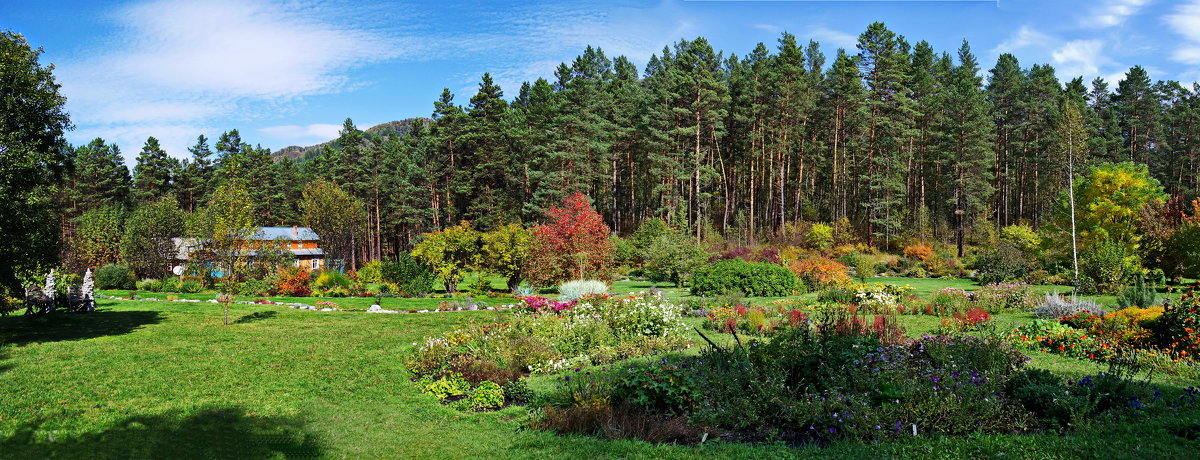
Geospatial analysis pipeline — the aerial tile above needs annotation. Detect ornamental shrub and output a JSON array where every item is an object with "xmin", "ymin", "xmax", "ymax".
[
  {"xmin": 846, "ymin": 252, "xmax": 876, "ymax": 281},
  {"xmin": 96, "ymin": 263, "xmax": 135, "ymax": 290},
  {"xmin": 902, "ymin": 243, "xmax": 933, "ymax": 263},
  {"xmin": 313, "ymin": 270, "xmax": 351, "ymax": 290},
  {"xmin": 690, "ymin": 259, "xmax": 799, "ymax": 297},
  {"xmin": 355, "ymin": 260, "xmax": 383, "ymax": 283},
  {"xmin": 276, "ymin": 266, "xmax": 311, "ymax": 297},
  {"xmin": 136, "ymin": 278, "xmax": 159, "ymax": 292},
  {"xmin": 1154, "ymin": 283, "xmax": 1200, "ymax": 358},
  {"xmin": 525, "ymin": 193, "xmax": 614, "ymax": 286},
  {"xmin": 788, "ymin": 256, "xmax": 851, "ymax": 290},
  {"xmin": 558, "ymin": 280, "xmax": 608, "ymax": 301},
  {"xmin": 1116, "ymin": 276, "xmax": 1160, "ymax": 309},
  {"xmin": 381, "ymin": 253, "xmax": 437, "ymax": 297},
  {"xmin": 1034, "ymin": 292, "xmax": 1106, "ymax": 319},
  {"xmin": 1080, "ymin": 238, "xmax": 1137, "ymax": 295},
  {"xmin": 179, "ymin": 279, "xmax": 203, "ymax": 294},
  {"xmin": 806, "ymin": 223, "xmax": 834, "ymax": 251},
  {"xmin": 927, "ymin": 288, "xmax": 971, "ymax": 316},
  {"xmin": 973, "ymin": 282, "xmax": 1038, "ymax": 313},
  {"xmin": 238, "ymin": 278, "xmax": 272, "ymax": 297},
  {"xmin": 457, "ymin": 381, "xmax": 505, "ymax": 411},
  {"xmin": 974, "ymin": 241, "xmax": 1032, "ymax": 284}
]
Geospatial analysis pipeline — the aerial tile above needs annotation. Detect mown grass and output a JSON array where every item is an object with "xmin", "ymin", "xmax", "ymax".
[{"xmin": 10, "ymin": 277, "xmax": 1198, "ymax": 458}]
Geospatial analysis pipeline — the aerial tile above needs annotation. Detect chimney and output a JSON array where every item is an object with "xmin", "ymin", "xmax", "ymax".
[{"xmin": 292, "ymin": 225, "xmax": 298, "ymax": 238}]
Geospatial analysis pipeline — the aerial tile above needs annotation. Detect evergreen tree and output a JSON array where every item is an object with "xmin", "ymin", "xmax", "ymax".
[
  {"xmin": 938, "ymin": 40, "xmax": 995, "ymax": 257},
  {"xmin": 131, "ymin": 136, "xmax": 173, "ymax": 202},
  {"xmin": 71, "ymin": 138, "xmax": 131, "ymax": 212}
]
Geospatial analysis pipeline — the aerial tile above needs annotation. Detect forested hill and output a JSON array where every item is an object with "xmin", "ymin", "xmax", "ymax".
[{"xmin": 271, "ymin": 118, "xmax": 427, "ymax": 162}]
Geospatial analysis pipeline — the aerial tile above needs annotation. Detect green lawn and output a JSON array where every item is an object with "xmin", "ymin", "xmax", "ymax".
[{"xmin": 6, "ymin": 277, "xmax": 1199, "ymax": 458}]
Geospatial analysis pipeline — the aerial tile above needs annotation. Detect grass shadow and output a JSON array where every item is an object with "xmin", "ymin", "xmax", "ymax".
[
  {"xmin": 0, "ymin": 406, "xmax": 323, "ymax": 459},
  {"xmin": 234, "ymin": 310, "xmax": 278, "ymax": 324},
  {"xmin": 0, "ymin": 310, "xmax": 162, "ymax": 347}
]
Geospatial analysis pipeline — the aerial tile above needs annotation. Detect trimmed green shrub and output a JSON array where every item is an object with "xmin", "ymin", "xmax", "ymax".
[
  {"xmin": 96, "ymin": 263, "xmax": 135, "ymax": 290},
  {"xmin": 381, "ymin": 253, "xmax": 437, "ymax": 297},
  {"xmin": 690, "ymin": 259, "xmax": 799, "ymax": 297},
  {"xmin": 238, "ymin": 278, "xmax": 273, "ymax": 297},
  {"xmin": 974, "ymin": 241, "xmax": 1032, "ymax": 284}
]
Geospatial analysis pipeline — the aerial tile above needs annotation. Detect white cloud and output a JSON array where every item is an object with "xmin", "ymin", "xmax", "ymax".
[
  {"xmin": 259, "ymin": 124, "xmax": 343, "ymax": 143},
  {"xmin": 1166, "ymin": 1, "xmax": 1200, "ymax": 64},
  {"xmin": 59, "ymin": 0, "xmax": 411, "ymax": 158},
  {"xmin": 754, "ymin": 24, "xmax": 780, "ymax": 33},
  {"xmin": 808, "ymin": 26, "xmax": 858, "ymax": 51},
  {"xmin": 992, "ymin": 25, "xmax": 1054, "ymax": 54},
  {"xmin": 1080, "ymin": 0, "xmax": 1150, "ymax": 28},
  {"xmin": 1051, "ymin": 39, "xmax": 1112, "ymax": 79}
]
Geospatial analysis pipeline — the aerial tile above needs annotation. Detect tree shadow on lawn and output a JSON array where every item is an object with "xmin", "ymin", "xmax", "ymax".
[
  {"xmin": 0, "ymin": 406, "xmax": 323, "ymax": 459},
  {"xmin": 0, "ymin": 309, "xmax": 163, "ymax": 347},
  {"xmin": 234, "ymin": 310, "xmax": 278, "ymax": 324}
]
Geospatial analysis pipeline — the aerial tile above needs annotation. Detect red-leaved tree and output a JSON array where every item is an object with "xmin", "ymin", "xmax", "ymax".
[{"xmin": 526, "ymin": 193, "xmax": 614, "ymax": 285}]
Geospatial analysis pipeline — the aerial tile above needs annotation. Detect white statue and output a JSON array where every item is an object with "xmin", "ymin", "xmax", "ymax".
[
  {"xmin": 82, "ymin": 268, "xmax": 95, "ymax": 312},
  {"xmin": 44, "ymin": 268, "xmax": 56, "ymax": 303}
]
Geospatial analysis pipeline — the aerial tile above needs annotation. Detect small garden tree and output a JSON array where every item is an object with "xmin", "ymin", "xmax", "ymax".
[
  {"xmin": 302, "ymin": 180, "xmax": 366, "ymax": 272},
  {"xmin": 411, "ymin": 221, "xmax": 480, "ymax": 294},
  {"xmin": 526, "ymin": 193, "xmax": 614, "ymax": 286},
  {"xmin": 194, "ymin": 181, "xmax": 256, "ymax": 325},
  {"xmin": 479, "ymin": 223, "xmax": 533, "ymax": 292}
]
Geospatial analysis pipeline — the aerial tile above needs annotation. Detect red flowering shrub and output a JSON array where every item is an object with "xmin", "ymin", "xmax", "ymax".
[
  {"xmin": 941, "ymin": 307, "xmax": 992, "ymax": 333},
  {"xmin": 525, "ymin": 193, "xmax": 614, "ymax": 286},
  {"xmin": 276, "ymin": 266, "xmax": 311, "ymax": 297}
]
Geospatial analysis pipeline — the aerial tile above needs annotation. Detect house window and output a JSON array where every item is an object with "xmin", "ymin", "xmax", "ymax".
[{"xmin": 311, "ymin": 259, "xmax": 318, "ymax": 270}]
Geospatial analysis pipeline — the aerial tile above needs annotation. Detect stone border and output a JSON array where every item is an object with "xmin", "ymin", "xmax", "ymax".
[{"xmin": 94, "ymin": 294, "xmax": 514, "ymax": 314}]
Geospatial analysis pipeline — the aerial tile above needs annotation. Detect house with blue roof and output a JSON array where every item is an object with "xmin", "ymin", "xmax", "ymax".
[
  {"xmin": 172, "ymin": 226, "xmax": 326, "ymax": 273},
  {"xmin": 253, "ymin": 226, "xmax": 326, "ymax": 270}
]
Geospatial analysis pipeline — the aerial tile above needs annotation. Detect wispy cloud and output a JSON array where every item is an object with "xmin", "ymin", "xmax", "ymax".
[
  {"xmin": 1166, "ymin": 1, "xmax": 1200, "ymax": 65},
  {"xmin": 807, "ymin": 26, "xmax": 858, "ymax": 51},
  {"xmin": 259, "ymin": 124, "xmax": 344, "ymax": 144},
  {"xmin": 1051, "ymin": 39, "xmax": 1113, "ymax": 79},
  {"xmin": 58, "ymin": 0, "xmax": 412, "ymax": 159},
  {"xmin": 992, "ymin": 25, "xmax": 1054, "ymax": 54},
  {"xmin": 1080, "ymin": 0, "xmax": 1150, "ymax": 28}
]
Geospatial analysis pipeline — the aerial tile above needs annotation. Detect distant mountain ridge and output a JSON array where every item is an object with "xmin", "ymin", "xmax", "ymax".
[{"xmin": 271, "ymin": 118, "xmax": 427, "ymax": 162}]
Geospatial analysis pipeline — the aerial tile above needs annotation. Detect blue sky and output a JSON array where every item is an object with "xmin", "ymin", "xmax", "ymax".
[{"xmin": 2, "ymin": 0, "xmax": 1197, "ymax": 163}]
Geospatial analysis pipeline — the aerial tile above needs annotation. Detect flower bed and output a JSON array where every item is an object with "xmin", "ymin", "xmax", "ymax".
[
  {"xmin": 405, "ymin": 293, "xmax": 691, "ymax": 408},
  {"xmin": 1008, "ymin": 284, "xmax": 1200, "ymax": 371},
  {"xmin": 530, "ymin": 311, "xmax": 1187, "ymax": 444}
]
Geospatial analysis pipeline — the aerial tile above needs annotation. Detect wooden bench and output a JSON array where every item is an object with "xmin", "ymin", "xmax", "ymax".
[{"xmin": 23, "ymin": 286, "xmax": 52, "ymax": 315}]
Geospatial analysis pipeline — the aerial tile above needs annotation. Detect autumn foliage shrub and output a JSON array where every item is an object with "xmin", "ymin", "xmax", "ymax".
[
  {"xmin": 526, "ymin": 193, "xmax": 614, "ymax": 286},
  {"xmin": 276, "ymin": 266, "xmax": 311, "ymax": 297},
  {"xmin": 903, "ymin": 243, "xmax": 933, "ymax": 263},
  {"xmin": 788, "ymin": 256, "xmax": 851, "ymax": 290}
]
